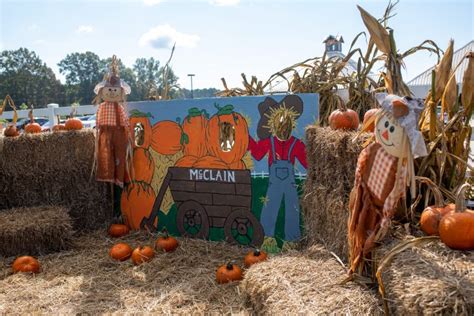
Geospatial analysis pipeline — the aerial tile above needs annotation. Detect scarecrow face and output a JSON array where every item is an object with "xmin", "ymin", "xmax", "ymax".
[
  {"xmin": 101, "ymin": 85, "xmax": 124, "ymax": 102},
  {"xmin": 375, "ymin": 113, "xmax": 407, "ymax": 158}
]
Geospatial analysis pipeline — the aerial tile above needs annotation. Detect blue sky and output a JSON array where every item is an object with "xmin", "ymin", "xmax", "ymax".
[{"xmin": 1, "ymin": 0, "xmax": 473, "ymax": 90}]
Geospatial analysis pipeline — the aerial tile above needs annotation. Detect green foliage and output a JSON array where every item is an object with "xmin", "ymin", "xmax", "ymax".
[{"xmin": 19, "ymin": 103, "xmax": 28, "ymax": 110}]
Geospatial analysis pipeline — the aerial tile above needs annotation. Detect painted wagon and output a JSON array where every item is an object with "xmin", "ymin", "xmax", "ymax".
[{"xmin": 141, "ymin": 167, "xmax": 264, "ymax": 247}]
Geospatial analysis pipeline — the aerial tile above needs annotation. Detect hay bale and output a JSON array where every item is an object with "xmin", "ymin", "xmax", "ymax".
[
  {"xmin": 241, "ymin": 245, "xmax": 382, "ymax": 314},
  {"xmin": 375, "ymin": 232, "xmax": 474, "ymax": 315},
  {"xmin": 0, "ymin": 206, "xmax": 73, "ymax": 257},
  {"xmin": 0, "ymin": 131, "xmax": 111, "ymax": 231},
  {"xmin": 303, "ymin": 126, "xmax": 367, "ymax": 261}
]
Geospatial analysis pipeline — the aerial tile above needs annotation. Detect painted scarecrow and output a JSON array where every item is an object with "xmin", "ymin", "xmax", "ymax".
[
  {"xmin": 93, "ymin": 55, "xmax": 132, "ymax": 188},
  {"xmin": 249, "ymin": 95, "xmax": 307, "ymax": 252},
  {"xmin": 348, "ymin": 93, "xmax": 427, "ymax": 276}
]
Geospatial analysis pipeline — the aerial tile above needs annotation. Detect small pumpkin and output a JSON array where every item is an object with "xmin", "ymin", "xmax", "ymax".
[
  {"xmin": 129, "ymin": 109, "xmax": 153, "ymax": 149},
  {"xmin": 108, "ymin": 223, "xmax": 130, "ymax": 238},
  {"xmin": 216, "ymin": 262, "xmax": 243, "ymax": 284},
  {"xmin": 131, "ymin": 246, "xmax": 155, "ymax": 265},
  {"xmin": 175, "ymin": 155, "xmax": 199, "ymax": 167},
  {"xmin": 418, "ymin": 177, "xmax": 452, "ymax": 236},
  {"xmin": 155, "ymin": 229, "xmax": 179, "ymax": 252},
  {"xmin": 193, "ymin": 155, "xmax": 229, "ymax": 169},
  {"xmin": 109, "ymin": 243, "xmax": 133, "ymax": 261},
  {"xmin": 362, "ymin": 109, "xmax": 379, "ymax": 133},
  {"xmin": 24, "ymin": 107, "xmax": 42, "ymax": 134},
  {"xmin": 151, "ymin": 120, "xmax": 186, "ymax": 155},
  {"xmin": 244, "ymin": 249, "xmax": 268, "ymax": 268},
  {"xmin": 329, "ymin": 109, "xmax": 359, "ymax": 130},
  {"xmin": 65, "ymin": 107, "xmax": 83, "ymax": 130},
  {"xmin": 12, "ymin": 256, "xmax": 40, "ymax": 274},
  {"xmin": 439, "ymin": 183, "xmax": 474, "ymax": 250},
  {"xmin": 4, "ymin": 125, "xmax": 19, "ymax": 137},
  {"xmin": 182, "ymin": 108, "xmax": 209, "ymax": 158},
  {"xmin": 2, "ymin": 95, "xmax": 19, "ymax": 137},
  {"xmin": 52, "ymin": 124, "xmax": 67, "ymax": 132}
]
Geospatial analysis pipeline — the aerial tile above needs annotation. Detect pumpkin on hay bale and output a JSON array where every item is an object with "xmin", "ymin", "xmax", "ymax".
[{"xmin": 0, "ymin": 206, "xmax": 73, "ymax": 258}]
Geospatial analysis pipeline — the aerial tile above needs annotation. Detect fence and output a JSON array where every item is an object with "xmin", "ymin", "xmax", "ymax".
[{"xmin": 0, "ymin": 104, "xmax": 97, "ymax": 125}]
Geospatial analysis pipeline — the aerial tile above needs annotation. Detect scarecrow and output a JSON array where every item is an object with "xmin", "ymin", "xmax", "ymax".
[
  {"xmin": 93, "ymin": 55, "xmax": 132, "ymax": 188},
  {"xmin": 348, "ymin": 93, "xmax": 427, "ymax": 276},
  {"xmin": 249, "ymin": 95, "xmax": 307, "ymax": 252}
]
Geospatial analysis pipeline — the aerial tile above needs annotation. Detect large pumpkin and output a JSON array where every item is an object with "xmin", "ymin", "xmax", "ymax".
[
  {"xmin": 25, "ymin": 123, "xmax": 41, "ymax": 134},
  {"xmin": 329, "ymin": 109, "xmax": 359, "ymax": 130},
  {"xmin": 183, "ymin": 108, "xmax": 209, "ymax": 157},
  {"xmin": 130, "ymin": 148, "xmax": 155, "ymax": 184},
  {"xmin": 129, "ymin": 109, "xmax": 153, "ymax": 149},
  {"xmin": 418, "ymin": 177, "xmax": 452, "ymax": 236},
  {"xmin": 206, "ymin": 104, "xmax": 249, "ymax": 164},
  {"xmin": 193, "ymin": 155, "xmax": 229, "ymax": 169},
  {"xmin": 120, "ymin": 182, "xmax": 156, "ymax": 230},
  {"xmin": 151, "ymin": 120, "xmax": 186, "ymax": 155}
]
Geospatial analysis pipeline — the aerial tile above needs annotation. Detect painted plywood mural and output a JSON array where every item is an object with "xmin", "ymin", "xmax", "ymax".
[{"xmin": 121, "ymin": 94, "xmax": 318, "ymax": 251}]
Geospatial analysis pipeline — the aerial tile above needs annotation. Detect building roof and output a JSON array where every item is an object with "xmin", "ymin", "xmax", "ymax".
[
  {"xmin": 408, "ymin": 40, "xmax": 474, "ymax": 86},
  {"xmin": 323, "ymin": 35, "xmax": 344, "ymax": 43}
]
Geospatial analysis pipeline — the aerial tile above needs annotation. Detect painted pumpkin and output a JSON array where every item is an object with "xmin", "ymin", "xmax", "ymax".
[
  {"xmin": 131, "ymin": 246, "xmax": 155, "ymax": 265},
  {"xmin": 155, "ymin": 229, "xmax": 179, "ymax": 252},
  {"xmin": 52, "ymin": 124, "xmax": 67, "ymax": 132},
  {"xmin": 206, "ymin": 104, "xmax": 249, "ymax": 164},
  {"xmin": 120, "ymin": 182, "xmax": 156, "ymax": 230},
  {"xmin": 229, "ymin": 160, "xmax": 246, "ymax": 170},
  {"xmin": 151, "ymin": 120, "xmax": 186, "ymax": 155},
  {"xmin": 439, "ymin": 184, "xmax": 474, "ymax": 250},
  {"xmin": 193, "ymin": 155, "xmax": 229, "ymax": 169},
  {"xmin": 130, "ymin": 147, "xmax": 155, "ymax": 184},
  {"xmin": 109, "ymin": 243, "xmax": 133, "ymax": 261},
  {"xmin": 418, "ymin": 177, "xmax": 452, "ymax": 236},
  {"xmin": 4, "ymin": 125, "xmax": 19, "ymax": 137},
  {"xmin": 65, "ymin": 118, "xmax": 83, "ymax": 130},
  {"xmin": 175, "ymin": 155, "xmax": 199, "ymax": 167},
  {"xmin": 108, "ymin": 223, "xmax": 130, "ymax": 238},
  {"xmin": 362, "ymin": 109, "xmax": 379, "ymax": 132},
  {"xmin": 12, "ymin": 256, "xmax": 40, "ymax": 274},
  {"xmin": 182, "ymin": 108, "xmax": 209, "ymax": 157},
  {"xmin": 244, "ymin": 249, "xmax": 268, "ymax": 268},
  {"xmin": 216, "ymin": 263, "xmax": 243, "ymax": 284},
  {"xmin": 129, "ymin": 109, "xmax": 153, "ymax": 149},
  {"xmin": 329, "ymin": 109, "xmax": 359, "ymax": 130}
]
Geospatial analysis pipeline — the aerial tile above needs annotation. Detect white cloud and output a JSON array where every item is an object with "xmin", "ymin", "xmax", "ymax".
[
  {"xmin": 76, "ymin": 25, "xmax": 94, "ymax": 34},
  {"xmin": 143, "ymin": 0, "xmax": 164, "ymax": 5},
  {"xmin": 210, "ymin": 0, "xmax": 240, "ymax": 6},
  {"xmin": 139, "ymin": 24, "xmax": 200, "ymax": 49}
]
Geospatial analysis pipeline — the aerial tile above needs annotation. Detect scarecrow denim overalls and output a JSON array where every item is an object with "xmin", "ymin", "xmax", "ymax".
[{"xmin": 260, "ymin": 137, "xmax": 301, "ymax": 241}]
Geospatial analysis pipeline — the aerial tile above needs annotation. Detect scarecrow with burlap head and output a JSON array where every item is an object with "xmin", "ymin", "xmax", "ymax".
[
  {"xmin": 93, "ymin": 55, "xmax": 132, "ymax": 187},
  {"xmin": 249, "ymin": 95, "xmax": 307, "ymax": 252},
  {"xmin": 348, "ymin": 93, "xmax": 427, "ymax": 276}
]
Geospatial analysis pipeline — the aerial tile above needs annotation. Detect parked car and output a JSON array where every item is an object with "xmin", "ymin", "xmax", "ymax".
[{"xmin": 82, "ymin": 114, "xmax": 96, "ymax": 129}]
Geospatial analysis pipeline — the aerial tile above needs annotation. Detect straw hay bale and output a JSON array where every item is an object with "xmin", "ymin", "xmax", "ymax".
[
  {"xmin": 0, "ymin": 206, "xmax": 73, "ymax": 258},
  {"xmin": 303, "ymin": 126, "xmax": 368, "ymax": 262},
  {"xmin": 0, "ymin": 131, "xmax": 111, "ymax": 231},
  {"xmin": 0, "ymin": 230, "xmax": 253, "ymax": 314},
  {"xmin": 374, "ymin": 231, "xmax": 474, "ymax": 315},
  {"xmin": 241, "ymin": 244, "xmax": 382, "ymax": 315}
]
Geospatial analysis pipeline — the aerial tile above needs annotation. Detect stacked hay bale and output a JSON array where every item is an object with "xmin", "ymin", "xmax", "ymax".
[
  {"xmin": 0, "ymin": 131, "xmax": 111, "ymax": 231},
  {"xmin": 241, "ymin": 245, "xmax": 382, "ymax": 314},
  {"xmin": 303, "ymin": 126, "xmax": 367, "ymax": 261},
  {"xmin": 0, "ymin": 206, "xmax": 73, "ymax": 257}
]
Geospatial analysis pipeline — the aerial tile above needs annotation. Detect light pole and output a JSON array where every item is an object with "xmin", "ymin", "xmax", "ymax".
[{"xmin": 187, "ymin": 74, "xmax": 195, "ymax": 99}]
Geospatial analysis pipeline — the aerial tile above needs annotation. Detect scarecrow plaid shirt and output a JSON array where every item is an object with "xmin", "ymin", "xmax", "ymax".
[{"xmin": 96, "ymin": 102, "xmax": 128, "ymax": 128}]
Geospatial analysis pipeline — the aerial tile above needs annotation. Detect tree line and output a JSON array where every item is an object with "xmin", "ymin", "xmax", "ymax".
[{"xmin": 0, "ymin": 48, "xmax": 218, "ymax": 109}]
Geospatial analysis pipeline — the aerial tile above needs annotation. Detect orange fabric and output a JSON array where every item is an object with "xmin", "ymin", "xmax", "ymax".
[
  {"xmin": 96, "ymin": 126, "xmax": 128, "ymax": 187},
  {"xmin": 97, "ymin": 102, "xmax": 128, "ymax": 127}
]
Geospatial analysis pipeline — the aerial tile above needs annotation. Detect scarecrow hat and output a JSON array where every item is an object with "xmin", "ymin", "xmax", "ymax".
[
  {"xmin": 94, "ymin": 55, "xmax": 131, "ymax": 95},
  {"xmin": 256, "ymin": 95, "xmax": 303, "ymax": 140},
  {"xmin": 375, "ymin": 93, "xmax": 427, "ymax": 158}
]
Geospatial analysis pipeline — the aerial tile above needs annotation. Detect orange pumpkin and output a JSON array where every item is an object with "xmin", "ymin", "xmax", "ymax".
[
  {"xmin": 418, "ymin": 177, "xmax": 452, "ymax": 236},
  {"xmin": 244, "ymin": 249, "xmax": 268, "ymax": 268},
  {"xmin": 439, "ymin": 184, "xmax": 474, "ymax": 250},
  {"xmin": 108, "ymin": 223, "xmax": 130, "ymax": 238},
  {"xmin": 65, "ymin": 118, "xmax": 83, "ymax": 130},
  {"xmin": 155, "ymin": 229, "xmax": 179, "ymax": 252},
  {"xmin": 109, "ymin": 243, "xmax": 133, "ymax": 261},
  {"xmin": 4, "ymin": 125, "xmax": 19, "ymax": 137},
  {"xmin": 229, "ymin": 160, "xmax": 246, "ymax": 170},
  {"xmin": 12, "ymin": 256, "xmax": 40, "ymax": 274},
  {"xmin": 206, "ymin": 104, "xmax": 249, "ymax": 165},
  {"xmin": 193, "ymin": 155, "xmax": 229, "ymax": 169},
  {"xmin": 182, "ymin": 108, "xmax": 209, "ymax": 157},
  {"xmin": 216, "ymin": 263, "xmax": 243, "ymax": 284},
  {"xmin": 120, "ymin": 182, "xmax": 156, "ymax": 230},
  {"xmin": 131, "ymin": 246, "xmax": 155, "ymax": 265},
  {"xmin": 175, "ymin": 155, "xmax": 199, "ymax": 167},
  {"xmin": 24, "ymin": 108, "xmax": 42, "ymax": 134},
  {"xmin": 130, "ymin": 148, "xmax": 155, "ymax": 184},
  {"xmin": 362, "ymin": 109, "xmax": 379, "ymax": 133},
  {"xmin": 129, "ymin": 109, "xmax": 153, "ymax": 149},
  {"xmin": 52, "ymin": 124, "xmax": 67, "ymax": 132},
  {"xmin": 329, "ymin": 109, "xmax": 359, "ymax": 130},
  {"xmin": 151, "ymin": 120, "xmax": 186, "ymax": 155}
]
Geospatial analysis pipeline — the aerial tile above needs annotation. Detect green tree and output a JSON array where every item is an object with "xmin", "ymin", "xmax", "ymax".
[
  {"xmin": 0, "ymin": 48, "xmax": 62, "ymax": 107},
  {"xmin": 133, "ymin": 57, "xmax": 161, "ymax": 100}
]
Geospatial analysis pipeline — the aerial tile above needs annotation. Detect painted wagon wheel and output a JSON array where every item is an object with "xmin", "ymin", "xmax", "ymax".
[
  {"xmin": 224, "ymin": 208, "xmax": 264, "ymax": 247},
  {"xmin": 176, "ymin": 201, "xmax": 210, "ymax": 239}
]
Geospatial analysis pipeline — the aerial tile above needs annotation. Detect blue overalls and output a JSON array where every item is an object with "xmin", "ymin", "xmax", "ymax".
[{"xmin": 260, "ymin": 136, "xmax": 301, "ymax": 241}]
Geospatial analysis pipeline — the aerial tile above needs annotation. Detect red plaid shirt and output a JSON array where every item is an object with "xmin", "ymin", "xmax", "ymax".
[{"xmin": 97, "ymin": 102, "xmax": 128, "ymax": 128}]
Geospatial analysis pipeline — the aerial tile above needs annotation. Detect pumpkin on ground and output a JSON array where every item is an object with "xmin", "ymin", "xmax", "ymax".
[
  {"xmin": 182, "ymin": 107, "xmax": 209, "ymax": 157},
  {"xmin": 175, "ymin": 155, "xmax": 199, "ymax": 167},
  {"xmin": 328, "ymin": 109, "xmax": 359, "ymax": 130},
  {"xmin": 131, "ymin": 246, "xmax": 155, "ymax": 265},
  {"xmin": 362, "ymin": 108, "xmax": 379, "ymax": 133},
  {"xmin": 193, "ymin": 155, "xmax": 229, "ymax": 169},
  {"xmin": 155, "ymin": 229, "xmax": 179, "ymax": 252},
  {"xmin": 439, "ymin": 183, "xmax": 474, "ymax": 250},
  {"xmin": 206, "ymin": 104, "xmax": 249, "ymax": 165},
  {"xmin": 109, "ymin": 243, "xmax": 133, "ymax": 261},
  {"xmin": 418, "ymin": 177, "xmax": 452, "ymax": 236},
  {"xmin": 108, "ymin": 223, "xmax": 130, "ymax": 238},
  {"xmin": 244, "ymin": 249, "xmax": 268, "ymax": 268},
  {"xmin": 12, "ymin": 256, "xmax": 40, "ymax": 274},
  {"xmin": 216, "ymin": 262, "xmax": 243, "ymax": 284},
  {"xmin": 129, "ymin": 109, "xmax": 153, "ymax": 149},
  {"xmin": 120, "ymin": 182, "xmax": 156, "ymax": 230},
  {"xmin": 130, "ymin": 147, "xmax": 155, "ymax": 184},
  {"xmin": 151, "ymin": 120, "xmax": 187, "ymax": 155}
]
